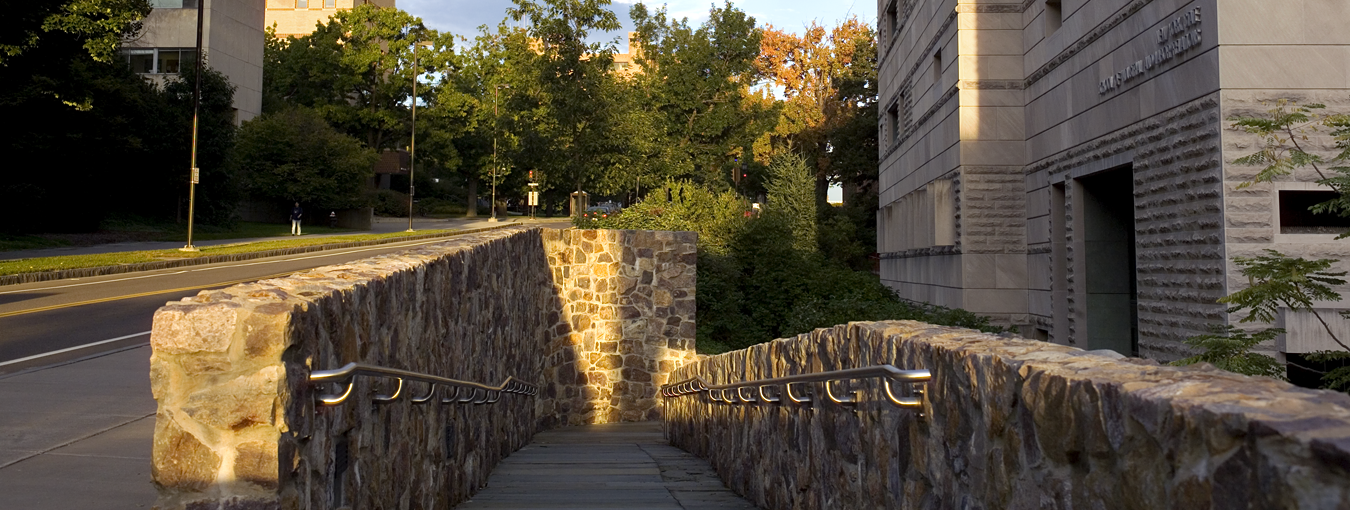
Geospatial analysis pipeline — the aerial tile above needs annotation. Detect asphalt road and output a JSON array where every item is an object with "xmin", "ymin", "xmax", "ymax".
[{"xmin": 0, "ymin": 225, "xmax": 565, "ymax": 374}]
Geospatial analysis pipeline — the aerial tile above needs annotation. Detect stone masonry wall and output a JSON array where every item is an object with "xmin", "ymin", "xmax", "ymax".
[
  {"xmin": 149, "ymin": 227, "xmax": 696, "ymax": 509},
  {"xmin": 665, "ymin": 321, "xmax": 1350, "ymax": 510},
  {"xmin": 538, "ymin": 229, "xmax": 698, "ymax": 426},
  {"xmin": 1026, "ymin": 93, "xmax": 1227, "ymax": 359}
]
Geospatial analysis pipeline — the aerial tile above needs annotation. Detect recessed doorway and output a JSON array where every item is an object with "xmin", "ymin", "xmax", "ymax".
[{"xmin": 1076, "ymin": 166, "xmax": 1138, "ymax": 355}]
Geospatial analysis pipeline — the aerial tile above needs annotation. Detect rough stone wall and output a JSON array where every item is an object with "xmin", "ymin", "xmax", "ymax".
[
  {"xmin": 1026, "ymin": 93, "xmax": 1227, "ymax": 359},
  {"xmin": 149, "ymin": 227, "xmax": 696, "ymax": 509},
  {"xmin": 538, "ymin": 229, "xmax": 698, "ymax": 426},
  {"xmin": 664, "ymin": 321, "xmax": 1350, "ymax": 510}
]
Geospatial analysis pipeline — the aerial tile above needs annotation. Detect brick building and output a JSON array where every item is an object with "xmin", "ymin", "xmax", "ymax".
[{"xmin": 876, "ymin": 0, "xmax": 1350, "ymax": 363}]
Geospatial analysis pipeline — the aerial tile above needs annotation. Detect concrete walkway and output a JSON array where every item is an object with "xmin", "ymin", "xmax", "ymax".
[
  {"xmin": 0, "ymin": 346, "xmax": 156, "ymax": 509},
  {"xmin": 457, "ymin": 422, "xmax": 757, "ymax": 510}
]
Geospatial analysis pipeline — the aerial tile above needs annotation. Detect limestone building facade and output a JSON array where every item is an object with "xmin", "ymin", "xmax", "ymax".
[
  {"xmin": 125, "ymin": 0, "xmax": 265, "ymax": 123},
  {"xmin": 876, "ymin": 0, "xmax": 1350, "ymax": 362},
  {"xmin": 265, "ymin": 0, "xmax": 396, "ymax": 39}
]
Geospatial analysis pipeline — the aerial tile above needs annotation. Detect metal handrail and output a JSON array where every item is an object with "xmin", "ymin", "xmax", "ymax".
[
  {"xmin": 661, "ymin": 364, "xmax": 930, "ymax": 413},
  {"xmin": 310, "ymin": 362, "xmax": 538, "ymax": 406}
]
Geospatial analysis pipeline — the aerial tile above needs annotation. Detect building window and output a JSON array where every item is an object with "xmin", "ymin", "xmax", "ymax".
[
  {"xmin": 325, "ymin": 0, "xmax": 335, "ymax": 7},
  {"xmin": 885, "ymin": 1, "xmax": 899, "ymax": 44},
  {"xmin": 887, "ymin": 101, "xmax": 900, "ymax": 147},
  {"xmin": 124, "ymin": 48, "xmax": 196, "ymax": 75},
  {"xmin": 932, "ymin": 49, "xmax": 942, "ymax": 89},
  {"xmin": 1045, "ymin": 0, "xmax": 1063, "ymax": 37},
  {"xmin": 297, "ymin": 0, "xmax": 308, "ymax": 8},
  {"xmin": 1279, "ymin": 190, "xmax": 1350, "ymax": 234}
]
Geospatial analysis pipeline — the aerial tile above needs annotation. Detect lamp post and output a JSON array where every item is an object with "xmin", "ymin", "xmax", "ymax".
[
  {"xmin": 180, "ymin": 0, "xmax": 207, "ymax": 252},
  {"xmin": 407, "ymin": 41, "xmax": 433, "ymax": 232},
  {"xmin": 489, "ymin": 83, "xmax": 510, "ymax": 222}
]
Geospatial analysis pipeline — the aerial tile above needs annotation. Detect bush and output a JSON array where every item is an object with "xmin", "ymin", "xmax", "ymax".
[
  {"xmin": 233, "ymin": 107, "xmax": 377, "ymax": 210},
  {"xmin": 368, "ymin": 189, "xmax": 410, "ymax": 217},
  {"xmin": 585, "ymin": 162, "xmax": 1001, "ymax": 355}
]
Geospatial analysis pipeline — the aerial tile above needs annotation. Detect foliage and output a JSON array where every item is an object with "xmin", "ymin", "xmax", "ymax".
[
  {"xmin": 764, "ymin": 153, "xmax": 817, "ymax": 252},
  {"xmin": 0, "ymin": 39, "xmax": 238, "ymax": 232},
  {"xmin": 585, "ymin": 177, "xmax": 999, "ymax": 354},
  {"xmin": 1170, "ymin": 326, "xmax": 1288, "ymax": 380},
  {"xmin": 368, "ymin": 189, "xmax": 410, "ymax": 217},
  {"xmin": 629, "ymin": 1, "xmax": 776, "ymax": 185},
  {"xmin": 263, "ymin": 5, "xmax": 457, "ymax": 151},
  {"xmin": 4, "ymin": 0, "xmax": 150, "ymax": 67},
  {"xmin": 1222, "ymin": 251, "xmax": 1347, "ymax": 325},
  {"xmin": 1230, "ymin": 100, "xmax": 1350, "ymax": 238},
  {"xmin": 233, "ymin": 108, "xmax": 377, "ymax": 210},
  {"xmin": 754, "ymin": 17, "xmax": 878, "ymax": 203},
  {"xmin": 575, "ymin": 180, "xmax": 749, "ymax": 254},
  {"xmin": 1176, "ymin": 102, "xmax": 1350, "ymax": 390}
]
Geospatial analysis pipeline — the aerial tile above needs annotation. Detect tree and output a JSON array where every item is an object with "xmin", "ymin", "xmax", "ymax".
[
  {"xmin": 764, "ymin": 153, "xmax": 817, "ymax": 252},
  {"xmin": 629, "ymin": 1, "xmax": 776, "ymax": 186},
  {"xmin": 233, "ymin": 108, "xmax": 377, "ymax": 209},
  {"xmin": 4, "ymin": 0, "xmax": 150, "ymax": 67},
  {"xmin": 754, "ymin": 18, "xmax": 877, "ymax": 204},
  {"xmin": 262, "ymin": 5, "xmax": 457, "ymax": 152},
  {"xmin": 1173, "ymin": 101, "xmax": 1350, "ymax": 391},
  {"xmin": 504, "ymin": 0, "xmax": 629, "ymax": 209}
]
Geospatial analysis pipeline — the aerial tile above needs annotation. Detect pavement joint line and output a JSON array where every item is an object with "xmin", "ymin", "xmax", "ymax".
[
  {"xmin": 0, "ymin": 412, "xmax": 154, "ymax": 471},
  {"xmin": 0, "ymin": 331, "xmax": 151, "ymax": 368}
]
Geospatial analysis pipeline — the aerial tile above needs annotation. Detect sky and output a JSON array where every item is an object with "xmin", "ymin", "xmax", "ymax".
[{"xmin": 399, "ymin": 0, "xmax": 876, "ymax": 49}]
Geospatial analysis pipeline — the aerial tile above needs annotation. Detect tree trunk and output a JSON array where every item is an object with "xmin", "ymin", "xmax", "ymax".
[{"xmin": 466, "ymin": 178, "xmax": 478, "ymax": 218}]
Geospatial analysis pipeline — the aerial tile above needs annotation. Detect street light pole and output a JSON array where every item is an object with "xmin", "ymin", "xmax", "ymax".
[
  {"xmin": 407, "ymin": 41, "xmax": 432, "ymax": 232},
  {"xmin": 490, "ymin": 83, "xmax": 510, "ymax": 222},
  {"xmin": 407, "ymin": 48, "xmax": 418, "ymax": 232},
  {"xmin": 180, "ymin": 0, "xmax": 206, "ymax": 252}
]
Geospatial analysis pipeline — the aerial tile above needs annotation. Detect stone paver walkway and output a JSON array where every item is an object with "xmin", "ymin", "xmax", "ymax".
[{"xmin": 456, "ymin": 422, "xmax": 757, "ymax": 509}]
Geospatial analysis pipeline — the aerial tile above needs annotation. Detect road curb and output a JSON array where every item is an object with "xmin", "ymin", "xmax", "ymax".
[{"xmin": 0, "ymin": 224, "xmax": 528, "ymax": 287}]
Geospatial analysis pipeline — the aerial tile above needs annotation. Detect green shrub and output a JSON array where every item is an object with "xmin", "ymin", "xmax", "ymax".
[
  {"xmin": 369, "ymin": 189, "xmax": 410, "ymax": 217},
  {"xmin": 584, "ymin": 169, "xmax": 1001, "ymax": 355}
]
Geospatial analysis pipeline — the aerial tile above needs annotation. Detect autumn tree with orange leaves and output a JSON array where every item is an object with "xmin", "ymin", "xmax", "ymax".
[{"xmin": 754, "ymin": 18, "xmax": 877, "ymax": 206}]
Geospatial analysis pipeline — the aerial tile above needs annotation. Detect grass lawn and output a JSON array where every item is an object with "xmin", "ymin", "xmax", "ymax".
[{"xmin": 0, "ymin": 229, "xmax": 457, "ymax": 277}]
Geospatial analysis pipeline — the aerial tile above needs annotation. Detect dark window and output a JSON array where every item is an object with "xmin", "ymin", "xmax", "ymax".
[
  {"xmin": 1045, "ymin": 1, "xmax": 1063, "ymax": 36},
  {"xmin": 1279, "ymin": 190, "xmax": 1350, "ymax": 233},
  {"xmin": 932, "ymin": 49, "xmax": 942, "ymax": 88},
  {"xmin": 127, "ymin": 52, "xmax": 154, "ymax": 74},
  {"xmin": 887, "ymin": 102, "xmax": 900, "ymax": 146},
  {"xmin": 157, "ymin": 50, "xmax": 182, "ymax": 74},
  {"xmin": 886, "ymin": 1, "xmax": 899, "ymax": 43}
]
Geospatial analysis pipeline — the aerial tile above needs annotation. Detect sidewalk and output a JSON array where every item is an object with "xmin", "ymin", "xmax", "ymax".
[
  {"xmin": 0, "ymin": 346, "xmax": 157, "ymax": 509},
  {"xmin": 0, "ymin": 215, "xmax": 569, "ymax": 262}
]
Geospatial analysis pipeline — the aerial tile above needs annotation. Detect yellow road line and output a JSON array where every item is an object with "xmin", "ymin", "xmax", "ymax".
[{"xmin": 0, "ymin": 271, "xmax": 294, "ymax": 319}]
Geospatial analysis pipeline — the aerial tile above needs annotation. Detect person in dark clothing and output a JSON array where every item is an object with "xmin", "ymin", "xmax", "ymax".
[{"xmin": 291, "ymin": 202, "xmax": 303, "ymax": 235}]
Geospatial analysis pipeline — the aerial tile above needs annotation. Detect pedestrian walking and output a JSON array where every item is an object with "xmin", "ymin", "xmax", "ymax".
[{"xmin": 291, "ymin": 202, "xmax": 303, "ymax": 235}]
